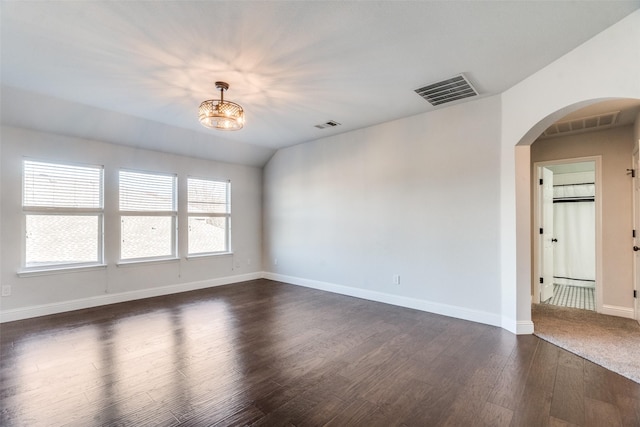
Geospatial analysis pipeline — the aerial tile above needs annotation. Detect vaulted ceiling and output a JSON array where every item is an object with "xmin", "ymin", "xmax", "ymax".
[{"xmin": 2, "ymin": 1, "xmax": 638, "ymax": 166}]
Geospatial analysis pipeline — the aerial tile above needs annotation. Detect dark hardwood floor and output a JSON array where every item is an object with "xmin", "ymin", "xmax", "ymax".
[{"xmin": 1, "ymin": 279, "xmax": 639, "ymax": 426}]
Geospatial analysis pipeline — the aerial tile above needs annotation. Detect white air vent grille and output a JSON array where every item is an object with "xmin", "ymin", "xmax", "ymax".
[
  {"xmin": 314, "ymin": 120, "xmax": 341, "ymax": 129},
  {"xmin": 415, "ymin": 74, "xmax": 478, "ymax": 106},
  {"xmin": 542, "ymin": 111, "xmax": 619, "ymax": 138}
]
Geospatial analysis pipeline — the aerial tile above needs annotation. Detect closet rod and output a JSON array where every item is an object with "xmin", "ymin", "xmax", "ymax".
[
  {"xmin": 553, "ymin": 276, "xmax": 595, "ymax": 283},
  {"xmin": 553, "ymin": 182, "xmax": 595, "ymax": 187},
  {"xmin": 553, "ymin": 198, "xmax": 594, "ymax": 203}
]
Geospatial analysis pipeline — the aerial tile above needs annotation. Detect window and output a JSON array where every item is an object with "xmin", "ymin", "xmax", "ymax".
[
  {"xmin": 23, "ymin": 160, "xmax": 104, "ymax": 269},
  {"xmin": 119, "ymin": 170, "xmax": 177, "ymax": 261},
  {"xmin": 187, "ymin": 177, "xmax": 230, "ymax": 255}
]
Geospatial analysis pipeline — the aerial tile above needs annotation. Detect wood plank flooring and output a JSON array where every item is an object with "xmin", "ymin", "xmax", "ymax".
[{"xmin": 1, "ymin": 279, "xmax": 639, "ymax": 426}]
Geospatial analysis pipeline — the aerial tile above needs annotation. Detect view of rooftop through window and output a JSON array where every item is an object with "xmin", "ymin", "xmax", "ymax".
[
  {"xmin": 188, "ymin": 177, "xmax": 230, "ymax": 254},
  {"xmin": 22, "ymin": 162, "xmax": 231, "ymax": 268},
  {"xmin": 23, "ymin": 160, "xmax": 103, "ymax": 267},
  {"xmin": 119, "ymin": 170, "xmax": 177, "ymax": 261}
]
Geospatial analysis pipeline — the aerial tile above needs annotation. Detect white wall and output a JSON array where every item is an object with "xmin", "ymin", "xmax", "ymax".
[
  {"xmin": 0, "ymin": 126, "xmax": 263, "ymax": 321},
  {"xmin": 263, "ymin": 95, "xmax": 504, "ymax": 327},
  {"xmin": 263, "ymin": 9, "xmax": 640, "ymax": 333},
  {"xmin": 531, "ymin": 127, "xmax": 634, "ymax": 309}
]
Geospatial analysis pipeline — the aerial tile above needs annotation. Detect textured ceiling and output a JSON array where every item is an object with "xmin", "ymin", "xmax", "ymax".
[{"xmin": 1, "ymin": 1, "xmax": 639, "ymax": 166}]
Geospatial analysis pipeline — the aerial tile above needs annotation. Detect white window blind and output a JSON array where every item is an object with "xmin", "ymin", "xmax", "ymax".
[
  {"xmin": 119, "ymin": 170, "xmax": 176, "ymax": 212},
  {"xmin": 23, "ymin": 160, "xmax": 103, "ymax": 209},
  {"xmin": 188, "ymin": 178, "xmax": 229, "ymax": 214}
]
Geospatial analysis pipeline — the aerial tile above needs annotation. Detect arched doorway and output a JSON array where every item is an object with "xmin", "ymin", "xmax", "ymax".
[
  {"xmin": 494, "ymin": 9, "xmax": 639, "ymax": 334},
  {"xmin": 514, "ymin": 98, "xmax": 640, "ymax": 330}
]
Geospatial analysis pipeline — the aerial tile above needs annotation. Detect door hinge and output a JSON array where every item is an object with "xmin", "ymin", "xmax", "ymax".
[
  {"xmin": 627, "ymin": 168, "xmax": 636, "ymax": 178},
  {"xmin": 635, "ymin": 290, "xmax": 637, "ymax": 298},
  {"xmin": 634, "ymin": 229, "xmax": 637, "ymax": 238},
  {"xmin": 539, "ymin": 277, "xmax": 544, "ymax": 284},
  {"xmin": 539, "ymin": 179, "xmax": 543, "ymax": 185},
  {"xmin": 540, "ymin": 228, "xmax": 543, "ymax": 234}
]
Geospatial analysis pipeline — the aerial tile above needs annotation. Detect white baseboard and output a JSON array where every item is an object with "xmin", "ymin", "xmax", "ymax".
[
  {"xmin": 600, "ymin": 304, "xmax": 635, "ymax": 319},
  {"xmin": 264, "ymin": 272, "xmax": 506, "ymax": 331},
  {"xmin": 499, "ymin": 317, "xmax": 534, "ymax": 335},
  {"xmin": 516, "ymin": 320, "xmax": 535, "ymax": 335},
  {"xmin": 0, "ymin": 272, "xmax": 262, "ymax": 323},
  {"xmin": 2, "ymin": 271, "xmax": 545, "ymax": 336}
]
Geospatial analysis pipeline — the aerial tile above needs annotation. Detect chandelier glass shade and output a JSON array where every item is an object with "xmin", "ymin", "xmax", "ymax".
[{"xmin": 198, "ymin": 81, "xmax": 244, "ymax": 130}]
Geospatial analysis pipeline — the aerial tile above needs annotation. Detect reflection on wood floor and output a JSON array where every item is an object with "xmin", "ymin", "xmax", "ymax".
[{"xmin": 1, "ymin": 279, "xmax": 638, "ymax": 426}]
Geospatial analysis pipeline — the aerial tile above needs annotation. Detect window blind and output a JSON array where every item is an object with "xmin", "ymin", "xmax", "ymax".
[
  {"xmin": 187, "ymin": 178, "xmax": 229, "ymax": 214},
  {"xmin": 119, "ymin": 170, "xmax": 176, "ymax": 211},
  {"xmin": 23, "ymin": 160, "xmax": 103, "ymax": 208}
]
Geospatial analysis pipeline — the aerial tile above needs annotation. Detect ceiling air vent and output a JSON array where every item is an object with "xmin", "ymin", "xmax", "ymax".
[
  {"xmin": 541, "ymin": 111, "xmax": 619, "ymax": 138},
  {"xmin": 314, "ymin": 120, "xmax": 341, "ymax": 130},
  {"xmin": 415, "ymin": 74, "xmax": 478, "ymax": 106}
]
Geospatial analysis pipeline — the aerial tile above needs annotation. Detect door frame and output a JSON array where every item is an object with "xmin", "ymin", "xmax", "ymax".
[
  {"xmin": 532, "ymin": 156, "xmax": 603, "ymax": 313},
  {"xmin": 632, "ymin": 147, "xmax": 640, "ymax": 323},
  {"xmin": 539, "ymin": 166, "xmax": 555, "ymax": 302}
]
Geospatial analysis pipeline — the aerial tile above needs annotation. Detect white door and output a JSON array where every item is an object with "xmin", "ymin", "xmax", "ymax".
[
  {"xmin": 540, "ymin": 167, "xmax": 555, "ymax": 302},
  {"xmin": 633, "ymin": 149, "xmax": 640, "ymax": 323}
]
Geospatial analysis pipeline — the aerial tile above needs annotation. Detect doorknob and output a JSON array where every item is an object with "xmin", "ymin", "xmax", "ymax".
[
  {"xmin": 551, "ymin": 238, "xmax": 558, "ymax": 243},
  {"xmin": 634, "ymin": 246, "xmax": 640, "ymax": 252}
]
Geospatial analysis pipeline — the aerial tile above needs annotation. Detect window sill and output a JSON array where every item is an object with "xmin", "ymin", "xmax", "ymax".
[
  {"xmin": 18, "ymin": 264, "xmax": 107, "ymax": 277},
  {"xmin": 116, "ymin": 257, "xmax": 180, "ymax": 267},
  {"xmin": 186, "ymin": 252, "xmax": 233, "ymax": 260}
]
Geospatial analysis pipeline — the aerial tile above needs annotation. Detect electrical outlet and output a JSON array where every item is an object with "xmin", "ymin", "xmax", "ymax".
[
  {"xmin": 274, "ymin": 258, "xmax": 278, "ymax": 265},
  {"xmin": 235, "ymin": 260, "xmax": 241, "ymax": 269},
  {"xmin": 393, "ymin": 274, "xmax": 400, "ymax": 285},
  {"xmin": 247, "ymin": 258, "xmax": 251, "ymax": 265},
  {"xmin": 1, "ymin": 285, "xmax": 11, "ymax": 297}
]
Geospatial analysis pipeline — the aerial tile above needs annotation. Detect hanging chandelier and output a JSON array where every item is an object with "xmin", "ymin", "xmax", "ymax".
[{"xmin": 198, "ymin": 81, "xmax": 245, "ymax": 130}]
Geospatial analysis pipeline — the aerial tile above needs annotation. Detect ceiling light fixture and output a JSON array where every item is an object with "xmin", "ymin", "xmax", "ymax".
[{"xmin": 198, "ymin": 81, "xmax": 244, "ymax": 131}]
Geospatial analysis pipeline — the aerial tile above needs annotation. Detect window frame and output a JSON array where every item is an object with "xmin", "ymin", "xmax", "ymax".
[
  {"xmin": 21, "ymin": 158, "xmax": 105, "ymax": 272},
  {"xmin": 187, "ymin": 176, "xmax": 231, "ymax": 257},
  {"xmin": 118, "ymin": 168, "xmax": 178, "ymax": 263}
]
